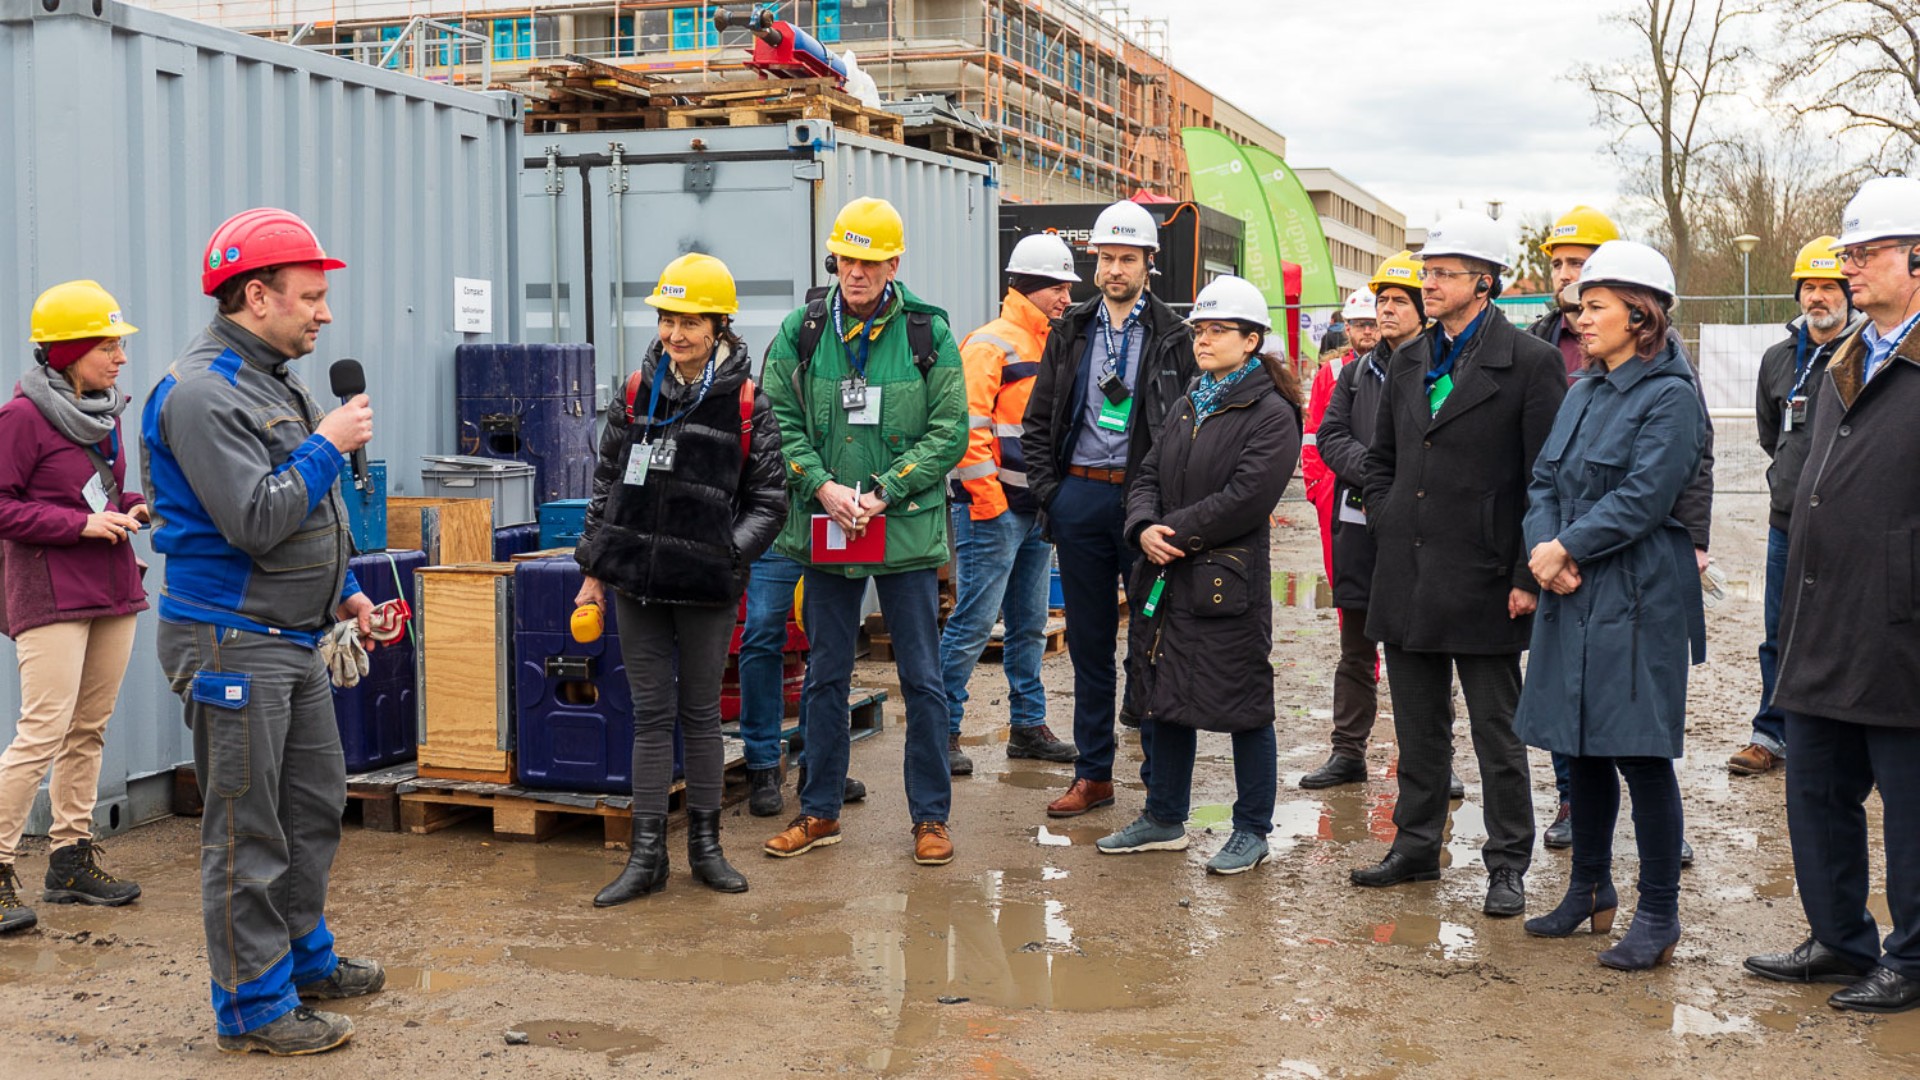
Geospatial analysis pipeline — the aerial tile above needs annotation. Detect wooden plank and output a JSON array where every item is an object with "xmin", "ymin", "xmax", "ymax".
[
  {"xmin": 416, "ymin": 564, "xmax": 516, "ymax": 781},
  {"xmin": 387, "ymin": 497, "xmax": 494, "ymax": 565},
  {"xmin": 400, "ymin": 798, "xmax": 475, "ymax": 835}
]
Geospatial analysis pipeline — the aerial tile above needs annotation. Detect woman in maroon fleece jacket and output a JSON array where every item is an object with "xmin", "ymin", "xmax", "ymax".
[{"xmin": 0, "ymin": 280, "xmax": 150, "ymax": 935}]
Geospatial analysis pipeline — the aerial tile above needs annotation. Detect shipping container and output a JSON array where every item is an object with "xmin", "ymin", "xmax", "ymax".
[
  {"xmin": 520, "ymin": 121, "xmax": 1001, "ymax": 401},
  {"xmin": 0, "ymin": 0, "xmax": 522, "ymax": 835},
  {"xmin": 998, "ymin": 201, "xmax": 1246, "ymax": 312}
]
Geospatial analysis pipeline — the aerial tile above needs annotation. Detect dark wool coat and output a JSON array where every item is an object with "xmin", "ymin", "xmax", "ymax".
[
  {"xmin": 1313, "ymin": 343, "xmax": 1389, "ymax": 611},
  {"xmin": 1364, "ymin": 309, "xmax": 1568, "ymax": 654},
  {"xmin": 1754, "ymin": 313, "xmax": 1864, "ymax": 533},
  {"xmin": 576, "ymin": 341, "xmax": 786, "ymax": 606},
  {"xmin": 1774, "ymin": 322, "xmax": 1920, "ymax": 729},
  {"xmin": 1122, "ymin": 368, "xmax": 1301, "ymax": 733},
  {"xmin": 1514, "ymin": 343, "xmax": 1707, "ymax": 759}
]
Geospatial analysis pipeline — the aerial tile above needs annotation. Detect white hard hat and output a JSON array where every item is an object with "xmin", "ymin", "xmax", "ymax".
[
  {"xmin": 1090, "ymin": 201, "xmax": 1160, "ymax": 250},
  {"xmin": 1563, "ymin": 239, "xmax": 1676, "ymax": 307},
  {"xmin": 1005, "ymin": 233, "xmax": 1082, "ymax": 282},
  {"xmin": 1419, "ymin": 210, "xmax": 1512, "ymax": 269},
  {"xmin": 1186, "ymin": 275, "xmax": 1271, "ymax": 330},
  {"xmin": 1834, "ymin": 176, "xmax": 1920, "ymax": 249},
  {"xmin": 1341, "ymin": 288, "xmax": 1377, "ymax": 322}
]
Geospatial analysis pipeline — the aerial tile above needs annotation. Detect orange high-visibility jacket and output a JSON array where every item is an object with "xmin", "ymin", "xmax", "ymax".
[{"xmin": 952, "ymin": 288, "xmax": 1052, "ymax": 519}]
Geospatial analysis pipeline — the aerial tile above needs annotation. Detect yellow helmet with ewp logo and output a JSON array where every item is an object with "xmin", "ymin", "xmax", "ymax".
[
  {"xmin": 1541, "ymin": 205, "xmax": 1621, "ymax": 253},
  {"xmin": 1791, "ymin": 235, "xmax": 1845, "ymax": 280},
  {"xmin": 1368, "ymin": 250, "xmax": 1424, "ymax": 295},
  {"xmin": 646, "ymin": 253, "xmax": 738, "ymax": 315},
  {"xmin": 30, "ymin": 280, "xmax": 140, "ymax": 343},
  {"xmin": 827, "ymin": 197, "xmax": 906, "ymax": 261}
]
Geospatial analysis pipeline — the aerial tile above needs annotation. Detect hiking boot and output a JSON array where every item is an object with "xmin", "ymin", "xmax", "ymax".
[
  {"xmin": 43, "ymin": 840, "xmax": 140, "ymax": 906},
  {"xmin": 747, "ymin": 767, "xmax": 784, "ymax": 817},
  {"xmin": 912, "ymin": 821, "xmax": 954, "ymax": 866},
  {"xmin": 1449, "ymin": 772, "xmax": 1466, "ymax": 800},
  {"xmin": 687, "ymin": 809, "xmax": 748, "ymax": 893},
  {"xmin": 0, "ymin": 864, "xmax": 36, "ymax": 935},
  {"xmin": 1046, "ymin": 778, "xmax": 1115, "ymax": 818},
  {"xmin": 1096, "ymin": 814, "xmax": 1189, "ymax": 854},
  {"xmin": 1007, "ymin": 725, "xmax": 1077, "ymax": 762},
  {"xmin": 297, "ymin": 957, "xmax": 386, "ymax": 1000},
  {"xmin": 1543, "ymin": 801, "xmax": 1574, "ymax": 850},
  {"xmin": 844, "ymin": 776, "xmax": 867, "ymax": 803},
  {"xmin": 594, "ymin": 813, "xmax": 668, "ymax": 907},
  {"xmin": 1299, "ymin": 754, "xmax": 1367, "ymax": 789},
  {"xmin": 948, "ymin": 734, "xmax": 974, "ymax": 777},
  {"xmin": 1728, "ymin": 743, "xmax": 1780, "ymax": 776},
  {"xmin": 216, "ymin": 1006, "xmax": 353, "ymax": 1056},
  {"xmin": 764, "ymin": 815, "xmax": 841, "ymax": 858},
  {"xmin": 1205, "ymin": 831, "xmax": 1270, "ymax": 875}
]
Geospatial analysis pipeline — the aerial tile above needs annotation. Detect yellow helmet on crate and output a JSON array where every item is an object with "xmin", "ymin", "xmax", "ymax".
[
  {"xmin": 1791, "ymin": 235, "xmax": 1845, "ymax": 280},
  {"xmin": 646, "ymin": 253, "xmax": 739, "ymax": 315},
  {"xmin": 827, "ymin": 197, "xmax": 906, "ymax": 260},
  {"xmin": 30, "ymin": 280, "xmax": 139, "ymax": 343},
  {"xmin": 1368, "ymin": 250, "xmax": 1424, "ymax": 295},
  {"xmin": 1541, "ymin": 205, "xmax": 1621, "ymax": 253}
]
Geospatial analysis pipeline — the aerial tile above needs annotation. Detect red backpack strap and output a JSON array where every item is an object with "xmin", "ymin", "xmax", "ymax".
[
  {"xmin": 622, "ymin": 369, "xmax": 646, "ymax": 423},
  {"xmin": 738, "ymin": 378, "xmax": 755, "ymax": 458}
]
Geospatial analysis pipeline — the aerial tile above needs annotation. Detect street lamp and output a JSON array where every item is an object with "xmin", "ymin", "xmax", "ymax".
[{"xmin": 1734, "ymin": 233, "xmax": 1761, "ymax": 323}]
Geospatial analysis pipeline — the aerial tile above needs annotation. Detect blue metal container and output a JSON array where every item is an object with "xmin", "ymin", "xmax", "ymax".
[
  {"xmin": 513, "ymin": 557, "xmax": 681, "ymax": 793},
  {"xmin": 493, "ymin": 522, "xmax": 544, "ymax": 562},
  {"xmin": 344, "ymin": 460, "xmax": 388, "ymax": 553},
  {"xmin": 333, "ymin": 549, "xmax": 425, "ymax": 772},
  {"xmin": 538, "ymin": 498, "xmax": 592, "ymax": 549},
  {"xmin": 455, "ymin": 344, "xmax": 598, "ymax": 504}
]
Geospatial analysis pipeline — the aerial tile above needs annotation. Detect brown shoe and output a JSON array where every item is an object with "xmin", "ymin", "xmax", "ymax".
[
  {"xmin": 1728, "ymin": 743, "xmax": 1781, "ymax": 775},
  {"xmin": 1046, "ymin": 778, "xmax": 1115, "ymax": 818},
  {"xmin": 913, "ymin": 822, "xmax": 954, "ymax": 866},
  {"xmin": 763, "ymin": 815, "xmax": 841, "ymax": 858}
]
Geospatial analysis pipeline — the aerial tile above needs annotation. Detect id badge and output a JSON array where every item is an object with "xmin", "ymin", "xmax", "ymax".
[
  {"xmin": 1141, "ymin": 573, "xmax": 1167, "ymax": 618},
  {"xmin": 649, "ymin": 438, "xmax": 678, "ymax": 473},
  {"xmin": 840, "ymin": 378, "xmax": 868, "ymax": 410},
  {"xmin": 1784, "ymin": 396, "xmax": 1807, "ymax": 432},
  {"xmin": 624, "ymin": 442, "xmax": 652, "ymax": 486},
  {"xmin": 845, "ymin": 382, "xmax": 882, "ymax": 426},
  {"xmin": 1096, "ymin": 394, "xmax": 1133, "ymax": 433},
  {"xmin": 1098, "ymin": 370, "xmax": 1131, "ymax": 405},
  {"xmin": 81, "ymin": 473, "xmax": 110, "ymax": 513},
  {"xmin": 1338, "ymin": 487, "xmax": 1367, "ymax": 526}
]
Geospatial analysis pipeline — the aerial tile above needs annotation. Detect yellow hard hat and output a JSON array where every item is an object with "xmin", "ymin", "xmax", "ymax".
[
  {"xmin": 1791, "ymin": 235, "xmax": 1845, "ymax": 280},
  {"xmin": 30, "ymin": 280, "xmax": 139, "ymax": 343},
  {"xmin": 1540, "ymin": 205, "xmax": 1621, "ymax": 253},
  {"xmin": 1368, "ymin": 250, "xmax": 1425, "ymax": 295},
  {"xmin": 646, "ymin": 253, "xmax": 739, "ymax": 315},
  {"xmin": 827, "ymin": 197, "xmax": 906, "ymax": 261}
]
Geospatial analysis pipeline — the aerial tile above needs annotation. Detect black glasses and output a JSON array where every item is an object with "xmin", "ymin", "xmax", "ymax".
[
  {"xmin": 1836, "ymin": 242, "xmax": 1908, "ymax": 267},
  {"xmin": 1420, "ymin": 267, "xmax": 1483, "ymax": 283}
]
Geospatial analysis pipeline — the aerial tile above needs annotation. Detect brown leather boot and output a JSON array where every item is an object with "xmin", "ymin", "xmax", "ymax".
[
  {"xmin": 763, "ymin": 815, "xmax": 841, "ymax": 858},
  {"xmin": 1046, "ymin": 778, "xmax": 1115, "ymax": 818},
  {"xmin": 912, "ymin": 822, "xmax": 954, "ymax": 866},
  {"xmin": 1728, "ymin": 743, "xmax": 1781, "ymax": 775}
]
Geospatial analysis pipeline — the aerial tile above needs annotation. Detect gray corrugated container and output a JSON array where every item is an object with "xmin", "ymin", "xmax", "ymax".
[
  {"xmin": 419, "ymin": 455, "xmax": 536, "ymax": 526},
  {"xmin": 520, "ymin": 121, "xmax": 1000, "ymax": 399},
  {"xmin": 0, "ymin": 0, "xmax": 523, "ymax": 836}
]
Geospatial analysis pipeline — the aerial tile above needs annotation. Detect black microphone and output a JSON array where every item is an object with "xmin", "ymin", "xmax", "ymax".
[{"xmin": 328, "ymin": 359, "xmax": 371, "ymax": 492}]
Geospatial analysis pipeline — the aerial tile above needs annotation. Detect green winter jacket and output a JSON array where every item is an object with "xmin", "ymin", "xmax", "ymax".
[{"xmin": 764, "ymin": 282, "xmax": 967, "ymax": 577}]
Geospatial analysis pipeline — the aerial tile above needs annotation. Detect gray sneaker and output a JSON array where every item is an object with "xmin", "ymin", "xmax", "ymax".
[
  {"xmin": 1205, "ymin": 831, "xmax": 1271, "ymax": 875},
  {"xmin": 297, "ymin": 956, "xmax": 386, "ymax": 1000},
  {"xmin": 1096, "ymin": 814, "xmax": 1189, "ymax": 854},
  {"xmin": 216, "ymin": 1006, "xmax": 353, "ymax": 1056}
]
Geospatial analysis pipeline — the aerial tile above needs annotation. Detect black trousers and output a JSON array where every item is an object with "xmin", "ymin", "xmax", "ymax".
[
  {"xmin": 1383, "ymin": 647, "xmax": 1533, "ymax": 874},
  {"xmin": 614, "ymin": 596, "xmax": 736, "ymax": 817},
  {"xmin": 1786, "ymin": 712, "xmax": 1920, "ymax": 979},
  {"xmin": 1331, "ymin": 607, "xmax": 1378, "ymax": 759}
]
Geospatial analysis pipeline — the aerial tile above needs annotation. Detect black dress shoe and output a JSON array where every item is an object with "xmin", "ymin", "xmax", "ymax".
[
  {"xmin": 1448, "ymin": 772, "xmax": 1466, "ymax": 800},
  {"xmin": 1350, "ymin": 851, "xmax": 1441, "ymax": 888},
  {"xmin": 1680, "ymin": 837, "xmax": 1694, "ymax": 868},
  {"xmin": 1830, "ymin": 966, "xmax": 1920, "ymax": 1014},
  {"xmin": 1299, "ymin": 754, "xmax": 1367, "ymax": 790},
  {"xmin": 1483, "ymin": 867, "xmax": 1525, "ymax": 917},
  {"xmin": 1543, "ymin": 801, "xmax": 1573, "ymax": 849},
  {"xmin": 1743, "ymin": 937, "xmax": 1873, "ymax": 984}
]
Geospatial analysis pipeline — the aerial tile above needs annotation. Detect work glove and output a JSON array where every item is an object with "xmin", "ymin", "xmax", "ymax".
[{"xmin": 320, "ymin": 620, "xmax": 372, "ymax": 689}]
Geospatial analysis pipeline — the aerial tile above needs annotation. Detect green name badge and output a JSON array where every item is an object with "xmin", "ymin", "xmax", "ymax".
[
  {"xmin": 1141, "ymin": 573, "xmax": 1167, "ymax": 618},
  {"xmin": 1096, "ymin": 395, "xmax": 1133, "ymax": 432}
]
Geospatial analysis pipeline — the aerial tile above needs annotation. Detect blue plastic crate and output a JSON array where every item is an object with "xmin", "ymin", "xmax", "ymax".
[
  {"xmin": 455, "ymin": 343, "xmax": 598, "ymax": 505},
  {"xmin": 493, "ymin": 522, "xmax": 544, "ymax": 562},
  {"xmin": 343, "ymin": 460, "xmax": 388, "ymax": 553},
  {"xmin": 538, "ymin": 499, "xmax": 592, "ymax": 549},
  {"xmin": 333, "ymin": 549, "xmax": 425, "ymax": 772}
]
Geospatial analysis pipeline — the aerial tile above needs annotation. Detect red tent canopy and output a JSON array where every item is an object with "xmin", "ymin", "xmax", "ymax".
[{"xmin": 1129, "ymin": 188, "xmax": 1178, "ymax": 204}]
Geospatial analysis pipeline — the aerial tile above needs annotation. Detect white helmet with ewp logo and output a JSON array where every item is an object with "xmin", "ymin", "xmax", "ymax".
[
  {"xmin": 1833, "ymin": 176, "xmax": 1920, "ymax": 249},
  {"xmin": 1186, "ymin": 275, "xmax": 1271, "ymax": 329},
  {"xmin": 1341, "ymin": 288, "xmax": 1377, "ymax": 321},
  {"xmin": 1090, "ymin": 200, "xmax": 1160, "ymax": 251},
  {"xmin": 1004, "ymin": 233, "xmax": 1082, "ymax": 282}
]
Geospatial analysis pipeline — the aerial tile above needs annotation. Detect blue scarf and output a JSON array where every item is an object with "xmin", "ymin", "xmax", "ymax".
[{"xmin": 1191, "ymin": 357, "xmax": 1261, "ymax": 428}]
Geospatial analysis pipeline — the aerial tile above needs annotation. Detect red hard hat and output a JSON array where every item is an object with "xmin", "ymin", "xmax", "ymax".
[{"xmin": 201, "ymin": 208, "xmax": 346, "ymax": 296}]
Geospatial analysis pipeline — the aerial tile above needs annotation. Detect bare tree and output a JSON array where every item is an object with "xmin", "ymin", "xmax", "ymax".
[
  {"xmin": 1772, "ymin": 0, "xmax": 1920, "ymax": 167},
  {"xmin": 1579, "ymin": 0, "xmax": 1760, "ymax": 294},
  {"xmin": 1509, "ymin": 213, "xmax": 1556, "ymax": 296}
]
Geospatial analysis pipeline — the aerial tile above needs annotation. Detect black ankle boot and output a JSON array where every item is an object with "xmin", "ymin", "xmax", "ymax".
[
  {"xmin": 687, "ymin": 809, "xmax": 748, "ymax": 894},
  {"xmin": 594, "ymin": 813, "xmax": 668, "ymax": 907},
  {"xmin": 1524, "ymin": 879, "xmax": 1619, "ymax": 938}
]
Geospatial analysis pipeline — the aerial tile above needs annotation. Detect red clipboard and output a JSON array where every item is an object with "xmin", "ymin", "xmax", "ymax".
[{"xmin": 811, "ymin": 513, "xmax": 887, "ymax": 564}]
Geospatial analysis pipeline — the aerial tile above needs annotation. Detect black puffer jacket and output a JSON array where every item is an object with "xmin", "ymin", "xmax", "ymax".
[
  {"xmin": 576, "ymin": 340, "xmax": 786, "ymax": 606},
  {"xmin": 1122, "ymin": 367, "xmax": 1301, "ymax": 733}
]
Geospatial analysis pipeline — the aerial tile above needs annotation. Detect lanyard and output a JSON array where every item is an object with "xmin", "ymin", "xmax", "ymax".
[
  {"xmin": 832, "ymin": 283, "xmax": 894, "ymax": 380},
  {"xmin": 642, "ymin": 351, "xmax": 717, "ymax": 434},
  {"xmin": 1866, "ymin": 310, "xmax": 1920, "ymax": 381},
  {"xmin": 1097, "ymin": 294, "xmax": 1146, "ymax": 380},
  {"xmin": 95, "ymin": 427, "xmax": 119, "ymax": 466}
]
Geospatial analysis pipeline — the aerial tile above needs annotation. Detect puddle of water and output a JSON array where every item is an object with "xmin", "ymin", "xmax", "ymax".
[
  {"xmin": 1269, "ymin": 799, "xmax": 1326, "ymax": 856},
  {"xmin": 1273, "ymin": 571, "xmax": 1335, "ymax": 610},
  {"xmin": 1030, "ymin": 824, "xmax": 1107, "ymax": 847},
  {"xmin": 1364, "ymin": 914, "xmax": 1479, "ymax": 961},
  {"xmin": 512, "ymin": 930, "xmax": 849, "ymax": 985},
  {"xmin": 1097, "ymin": 1030, "xmax": 1239, "ymax": 1058},
  {"xmin": 1439, "ymin": 800, "xmax": 1487, "ymax": 870},
  {"xmin": 512, "ymin": 1019, "xmax": 660, "ymax": 1060},
  {"xmin": 1624, "ymin": 993, "xmax": 1759, "ymax": 1038},
  {"xmin": 0, "ymin": 943, "xmax": 134, "ymax": 977},
  {"xmin": 958, "ymin": 728, "xmax": 1012, "ymax": 747},
  {"xmin": 997, "ymin": 770, "xmax": 1068, "ymax": 791},
  {"xmin": 1870, "ymin": 1011, "xmax": 1920, "ymax": 1063},
  {"xmin": 383, "ymin": 965, "xmax": 482, "ymax": 993}
]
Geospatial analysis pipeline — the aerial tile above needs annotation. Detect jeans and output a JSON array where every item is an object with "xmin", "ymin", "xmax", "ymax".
[
  {"xmin": 1567, "ymin": 755, "xmax": 1683, "ymax": 918},
  {"xmin": 1141, "ymin": 716, "xmax": 1277, "ymax": 836},
  {"xmin": 737, "ymin": 551, "xmax": 806, "ymax": 771},
  {"xmin": 939, "ymin": 506, "xmax": 1052, "ymax": 735},
  {"xmin": 798, "ymin": 568, "xmax": 950, "ymax": 824},
  {"xmin": 1049, "ymin": 475, "xmax": 1137, "ymax": 782},
  {"xmin": 613, "ymin": 596, "xmax": 734, "ymax": 817},
  {"xmin": 1749, "ymin": 526, "xmax": 1790, "ymax": 755}
]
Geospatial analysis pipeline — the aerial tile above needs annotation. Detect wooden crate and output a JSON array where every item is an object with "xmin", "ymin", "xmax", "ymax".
[
  {"xmin": 415, "ymin": 564, "xmax": 517, "ymax": 784},
  {"xmin": 869, "ymin": 618, "xmax": 1064, "ymax": 663},
  {"xmin": 387, "ymin": 497, "xmax": 494, "ymax": 565}
]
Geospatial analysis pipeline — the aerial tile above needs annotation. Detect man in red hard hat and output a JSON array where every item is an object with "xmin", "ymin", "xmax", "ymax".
[{"xmin": 142, "ymin": 208, "xmax": 380, "ymax": 1056}]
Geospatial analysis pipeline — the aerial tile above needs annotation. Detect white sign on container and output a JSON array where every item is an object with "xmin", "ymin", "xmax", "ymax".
[{"xmin": 455, "ymin": 277, "xmax": 493, "ymax": 333}]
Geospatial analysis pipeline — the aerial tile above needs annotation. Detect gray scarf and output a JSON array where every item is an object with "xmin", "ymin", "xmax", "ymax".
[{"xmin": 18, "ymin": 363, "xmax": 128, "ymax": 448}]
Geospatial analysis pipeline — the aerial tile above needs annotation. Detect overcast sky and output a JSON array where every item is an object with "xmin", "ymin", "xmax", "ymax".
[{"xmin": 1125, "ymin": 1, "xmax": 1647, "ymax": 230}]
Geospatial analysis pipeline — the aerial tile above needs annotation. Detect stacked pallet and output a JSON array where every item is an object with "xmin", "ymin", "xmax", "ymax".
[
  {"xmin": 512, "ymin": 54, "xmax": 665, "ymax": 134},
  {"xmin": 512, "ymin": 62, "xmax": 909, "ymax": 142}
]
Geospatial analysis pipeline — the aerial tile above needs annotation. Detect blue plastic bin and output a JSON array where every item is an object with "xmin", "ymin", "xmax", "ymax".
[
  {"xmin": 343, "ymin": 460, "xmax": 388, "ymax": 553},
  {"xmin": 493, "ymin": 522, "xmax": 544, "ymax": 562},
  {"xmin": 332, "ymin": 549, "xmax": 425, "ymax": 772},
  {"xmin": 455, "ymin": 344, "xmax": 597, "ymax": 505},
  {"xmin": 538, "ymin": 499, "xmax": 592, "ymax": 549}
]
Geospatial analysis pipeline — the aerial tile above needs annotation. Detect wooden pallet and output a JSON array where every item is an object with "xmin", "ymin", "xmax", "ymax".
[
  {"xmin": 722, "ymin": 686, "xmax": 888, "ymax": 753},
  {"xmin": 659, "ymin": 77, "xmax": 904, "ymax": 141},
  {"xmin": 868, "ymin": 619, "xmax": 1065, "ymax": 663},
  {"xmin": 343, "ymin": 761, "xmax": 417, "ymax": 832},
  {"xmin": 902, "ymin": 123, "xmax": 999, "ymax": 162}
]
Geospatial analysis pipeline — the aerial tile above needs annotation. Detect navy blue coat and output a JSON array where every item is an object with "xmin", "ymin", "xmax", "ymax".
[{"xmin": 1514, "ymin": 344, "xmax": 1706, "ymax": 759}]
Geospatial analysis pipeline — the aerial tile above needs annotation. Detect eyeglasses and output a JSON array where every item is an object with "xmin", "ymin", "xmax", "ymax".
[
  {"xmin": 94, "ymin": 340, "xmax": 127, "ymax": 358},
  {"xmin": 1420, "ymin": 267, "xmax": 1484, "ymax": 283},
  {"xmin": 1189, "ymin": 322, "xmax": 1250, "ymax": 339},
  {"xmin": 1836, "ymin": 241, "xmax": 1909, "ymax": 267}
]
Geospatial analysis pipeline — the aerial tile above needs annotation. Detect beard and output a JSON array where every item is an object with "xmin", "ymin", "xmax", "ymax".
[{"xmin": 1806, "ymin": 306, "xmax": 1846, "ymax": 332}]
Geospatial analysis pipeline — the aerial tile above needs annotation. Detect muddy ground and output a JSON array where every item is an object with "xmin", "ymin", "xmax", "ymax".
[{"xmin": 0, "ymin": 478, "xmax": 1914, "ymax": 1079}]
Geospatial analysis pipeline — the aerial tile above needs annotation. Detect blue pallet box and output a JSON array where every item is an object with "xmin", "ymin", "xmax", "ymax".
[
  {"xmin": 494, "ymin": 522, "xmax": 544, "ymax": 562},
  {"xmin": 538, "ymin": 499, "xmax": 592, "ymax": 549},
  {"xmin": 512, "ymin": 557, "xmax": 681, "ymax": 793},
  {"xmin": 333, "ymin": 549, "xmax": 425, "ymax": 772},
  {"xmin": 455, "ymin": 343, "xmax": 597, "ymax": 505},
  {"xmin": 343, "ymin": 460, "xmax": 388, "ymax": 553}
]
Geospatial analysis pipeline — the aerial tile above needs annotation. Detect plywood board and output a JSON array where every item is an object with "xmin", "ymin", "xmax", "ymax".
[
  {"xmin": 387, "ymin": 497, "xmax": 494, "ymax": 565},
  {"xmin": 416, "ymin": 564, "xmax": 516, "ymax": 781}
]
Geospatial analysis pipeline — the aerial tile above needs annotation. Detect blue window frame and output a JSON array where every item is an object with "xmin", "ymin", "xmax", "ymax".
[
  {"xmin": 493, "ymin": 17, "xmax": 532, "ymax": 61},
  {"xmin": 616, "ymin": 14, "xmax": 635, "ymax": 56},
  {"xmin": 816, "ymin": 0, "xmax": 841, "ymax": 43},
  {"xmin": 670, "ymin": 6, "xmax": 718, "ymax": 52}
]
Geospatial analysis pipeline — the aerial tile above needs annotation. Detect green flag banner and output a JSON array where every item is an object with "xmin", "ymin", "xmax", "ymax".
[
  {"xmin": 1241, "ymin": 143, "xmax": 1340, "ymax": 309},
  {"xmin": 1180, "ymin": 126, "xmax": 1285, "ymax": 324}
]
